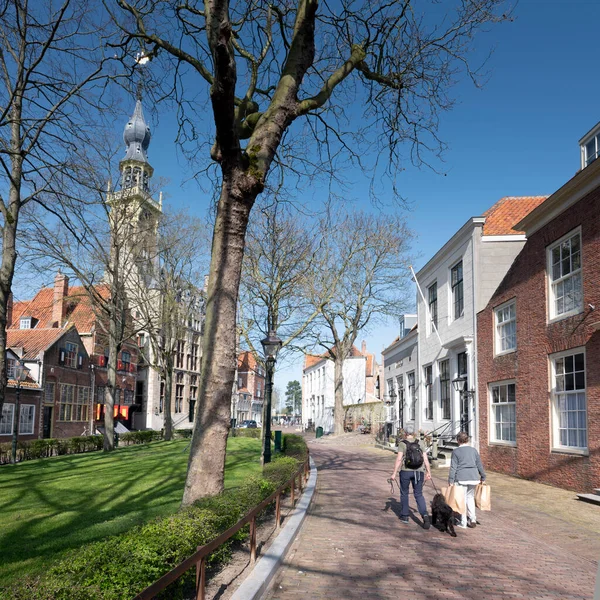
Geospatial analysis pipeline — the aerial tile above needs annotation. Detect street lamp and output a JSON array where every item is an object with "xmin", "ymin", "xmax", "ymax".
[
  {"xmin": 260, "ymin": 330, "xmax": 282, "ymax": 464},
  {"xmin": 383, "ymin": 388, "xmax": 396, "ymax": 443},
  {"xmin": 12, "ymin": 360, "xmax": 30, "ymax": 464},
  {"xmin": 452, "ymin": 375, "xmax": 475, "ymax": 436}
]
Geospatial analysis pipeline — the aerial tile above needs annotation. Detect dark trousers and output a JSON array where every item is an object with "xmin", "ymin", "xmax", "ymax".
[{"xmin": 399, "ymin": 470, "xmax": 428, "ymax": 518}]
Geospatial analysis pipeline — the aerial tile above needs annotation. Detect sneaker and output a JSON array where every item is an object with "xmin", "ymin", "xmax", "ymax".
[
  {"xmin": 467, "ymin": 521, "xmax": 476, "ymax": 528},
  {"xmin": 400, "ymin": 517, "xmax": 410, "ymax": 524},
  {"xmin": 422, "ymin": 515, "xmax": 431, "ymax": 530},
  {"xmin": 456, "ymin": 523, "xmax": 467, "ymax": 529}
]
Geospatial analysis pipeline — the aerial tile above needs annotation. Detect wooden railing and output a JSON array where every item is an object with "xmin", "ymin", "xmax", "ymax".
[{"xmin": 132, "ymin": 454, "xmax": 311, "ymax": 600}]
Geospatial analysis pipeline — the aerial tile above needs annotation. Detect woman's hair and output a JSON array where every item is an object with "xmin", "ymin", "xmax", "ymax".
[
  {"xmin": 457, "ymin": 431, "xmax": 469, "ymax": 444},
  {"xmin": 404, "ymin": 426, "xmax": 415, "ymax": 437}
]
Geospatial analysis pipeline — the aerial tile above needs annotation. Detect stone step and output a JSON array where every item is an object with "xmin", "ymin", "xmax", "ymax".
[
  {"xmin": 576, "ymin": 493, "xmax": 600, "ymax": 506},
  {"xmin": 594, "ymin": 488, "xmax": 600, "ymax": 496}
]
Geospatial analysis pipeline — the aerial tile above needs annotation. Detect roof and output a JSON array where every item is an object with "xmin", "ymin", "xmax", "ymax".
[
  {"xmin": 7, "ymin": 327, "xmax": 73, "ymax": 360},
  {"xmin": 238, "ymin": 350, "xmax": 261, "ymax": 372},
  {"xmin": 10, "ymin": 284, "xmax": 109, "ymax": 333},
  {"xmin": 482, "ymin": 196, "xmax": 548, "ymax": 236}
]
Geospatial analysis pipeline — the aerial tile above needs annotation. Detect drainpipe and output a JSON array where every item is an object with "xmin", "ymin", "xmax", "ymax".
[{"xmin": 471, "ymin": 228, "xmax": 479, "ymax": 450}]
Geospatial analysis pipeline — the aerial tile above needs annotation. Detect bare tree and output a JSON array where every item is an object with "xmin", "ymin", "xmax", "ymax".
[
  {"xmin": 309, "ymin": 211, "xmax": 413, "ymax": 435},
  {"xmin": 131, "ymin": 211, "xmax": 208, "ymax": 441},
  {"xmin": 112, "ymin": 0, "xmax": 508, "ymax": 504}
]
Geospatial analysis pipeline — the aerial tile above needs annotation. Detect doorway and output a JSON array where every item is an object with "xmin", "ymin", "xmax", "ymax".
[{"xmin": 43, "ymin": 406, "xmax": 53, "ymax": 438}]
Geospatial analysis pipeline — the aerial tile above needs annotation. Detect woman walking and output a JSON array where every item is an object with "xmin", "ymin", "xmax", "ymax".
[{"xmin": 448, "ymin": 431, "xmax": 486, "ymax": 529}]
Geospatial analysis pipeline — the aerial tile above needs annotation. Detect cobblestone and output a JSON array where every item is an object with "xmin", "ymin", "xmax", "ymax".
[{"xmin": 263, "ymin": 439, "xmax": 599, "ymax": 600}]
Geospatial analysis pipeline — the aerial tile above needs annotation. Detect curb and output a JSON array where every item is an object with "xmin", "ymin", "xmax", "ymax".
[{"xmin": 229, "ymin": 456, "xmax": 317, "ymax": 600}]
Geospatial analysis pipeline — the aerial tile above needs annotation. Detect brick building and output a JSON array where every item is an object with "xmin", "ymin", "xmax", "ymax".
[
  {"xmin": 8, "ymin": 274, "xmax": 138, "ymax": 435},
  {"xmin": 477, "ymin": 137, "xmax": 600, "ymax": 492},
  {"xmin": 235, "ymin": 351, "xmax": 265, "ymax": 424}
]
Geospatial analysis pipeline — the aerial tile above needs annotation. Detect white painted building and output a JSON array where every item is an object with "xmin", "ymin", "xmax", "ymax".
[
  {"xmin": 381, "ymin": 315, "xmax": 418, "ymax": 436},
  {"xmin": 302, "ymin": 343, "xmax": 377, "ymax": 433},
  {"xmin": 412, "ymin": 197, "xmax": 548, "ymax": 448}
]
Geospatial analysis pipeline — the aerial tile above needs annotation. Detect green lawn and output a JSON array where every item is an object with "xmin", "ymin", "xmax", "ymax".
[{"xmin": 0, "ymin": 437, "xmax": 262, "ymax": 585}]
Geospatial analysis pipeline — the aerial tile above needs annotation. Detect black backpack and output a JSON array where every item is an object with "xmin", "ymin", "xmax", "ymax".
[{"xmin": 403, "ymin": 440, "xmax": 424, "ymax": 469}]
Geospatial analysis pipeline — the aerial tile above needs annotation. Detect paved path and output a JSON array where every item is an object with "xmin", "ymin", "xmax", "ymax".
[{"xmin": 264, "ymin": 437, "xmax": 599, "ymax": 600}]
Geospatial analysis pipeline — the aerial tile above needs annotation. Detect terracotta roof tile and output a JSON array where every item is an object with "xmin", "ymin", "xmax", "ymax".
[
  {"xmin": 7, "ymin": 327, "xmax": 71, "ymax": 360},
  {"xmin": 304, "ymin": 345, "xmax": 376, "ymax": 374},
  {"xmin": 238, "ymin": 351, "xmax": 260, "ymax": 371},
  {"xmin": 10, "ymin": 284, "xmax": 109, "ymax": 334},
  {"xmin": 482, "ymin": 196, "xmax": 548, "ymax": 236}
]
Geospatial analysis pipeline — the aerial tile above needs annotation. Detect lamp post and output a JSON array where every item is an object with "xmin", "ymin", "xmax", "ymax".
[
  {"xmin": 384, "ymin": 388, "xmax": 396, "ymax": 443},
  {"xmin": 452, "ymin": 375, "xmax": 474, "ymax": 436},
  {"xmin": 260, "ymin": 330, "xmax": 282, "ymax": 464},
  {"xmin": 12, "ymin": 360, "xmax": 30, "ymax": 464}
]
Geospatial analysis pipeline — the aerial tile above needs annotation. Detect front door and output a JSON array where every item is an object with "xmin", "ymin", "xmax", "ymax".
[
  {"xmin": 43, "ymin": 406, "xmax": 53, "ymax": 438},
  {"xmin": 460, "ymin": 394, "xmax": 470, "ymax": 436}
]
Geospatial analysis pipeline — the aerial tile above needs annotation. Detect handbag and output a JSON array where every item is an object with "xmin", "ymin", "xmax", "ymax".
[
  {"xmin": 442, "ymin": 484, "xmax": 466, "ymax": 514},
  {"xmin": 475, "ymin": 482, "xmax": 491, "ymax": 511}
]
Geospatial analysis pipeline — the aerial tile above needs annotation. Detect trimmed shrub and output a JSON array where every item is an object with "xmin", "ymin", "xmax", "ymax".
[
  {"xmin": 119, "ymin": 430, "xmax": 162, "ymax": 446},
  {"xmin": 1, "ymin": 434, "xmax": 308, "ymax": 600},
  {"xmin": 233, "ymin": 428, "xmax": 262, "ymax": 439},
  {"xmin": 282, "ymin": 434, "xmax": 307, "ymax": 460},
  {"xmin": 173, "ymin": 429, "xmax": 193, "ymax": 439},
  {"xmin": 0, "ymin": 436, "xmax": 104, "ymax": 465}
]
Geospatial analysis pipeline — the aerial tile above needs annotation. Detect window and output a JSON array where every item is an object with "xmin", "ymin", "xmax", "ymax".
[
  {"xmin": 397, "ymin": 376, "xmax": 404, "ymax": 419},
  {"xmin": 457, "ymin": 352, "xmax": 467, "ymax": 377},
  {"xmin": 0, "ymin": 403, "xmax": 14, "ymax": 434},
  {"xmin": 490, "ymin": 382, "xmax": 516, "ymax": 444},
  {"xmin": 58, "ymin": 384, "xmax": 75, "ymax": 421},
  {"xmin": 582, "ymin": 132, "xmax": 600, "ymax": 167},
  {"xmin": 19, "ymin": 405, "xmax": 35, "ymax": 434},
  {"xmin": 121, "ymin": 351, "xmax": 131, "ymax": 371},
  {"xmin": 548, "ymin": 231, "xmax": 582, "ymax": 319},
  {"xmin": 451, "ymin": 261, "xmax": 464, "ymax": 319},
  {"xmin": 96, "ymin": 386, "xmax": 106, "ymax": 404},
  {"xmin": 175, "ymin": 372, "xmax": 184, "ymax": 413},
  {"xmin": 190, "ymin": 375, "xmax": 197, "ymax": 401},
  {"xmin": 65, "ymin": 342, "xmax": 78, "ymax": 368},
  {"xmin": 20, "ymin": 317, "xmax": 31, "ymax": 329},
  {"xmin": 191, "ymin": 343, "xmax": 199, "ymax": 371},
  {"xmin": 424, "ymin": 365, "xmax": 433, "ymax": 420},
  {"xmin": 159, "ymin": 380, "xmax": 165, "ymax": 413},
  {"xmin": 256, "ymin": 383, "xmax": 261, "ymax": 398},
  {"xmin": 176, "ymin": 341, "xmax": 185, "ymax": 369},
  {"xmin": 552, "ymin": 350, "xmax": 587, "ymax": 450},
  {"xmin": 495, "ymin": 301, "xmax": 516, "ymax": 354},
  {"xmin": 123, "ymin": 390, "xmax": 134, "ymax": 406},
  {"xmin": 407, "ymin": 372, "xmax": 416, "ymax": 421},
  {"xmin": 238, "ymin": 376, "xmax": 243, "ymax": 388},
  {"xmin": 74, "ymin": 387, "xmax": 90, "ymax": 421},
  {"xmin": 45, "ymin": 381, "xmax": 55, "ymax": 404},
  {"xmin": 6, "ymin": 359, "xmax": 15, "ymax": 379},
  {"xmin": 439, "ymin": 359, "xmax": 450, "ymax": 420},
  {"xmin": 428, "ymin": 283, "xmax": 438, "ymax": 333}
]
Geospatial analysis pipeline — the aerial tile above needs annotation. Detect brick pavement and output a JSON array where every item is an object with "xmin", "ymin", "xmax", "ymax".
[{"xmin": 263, "ymin": 439, "xmax": 599, "ymax": 600}]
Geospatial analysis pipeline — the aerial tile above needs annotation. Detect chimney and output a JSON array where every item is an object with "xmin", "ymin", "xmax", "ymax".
[
  {"xmin": 6, "ymin": 293, "xmax": 12, "ymax": 328},
  {"xmin": 52, "ymin": 271, "xmax": 69, "ymax": 327},
  {"xmin": 361, "ymin": 340, "xmax": 367, "ymax": 355}
]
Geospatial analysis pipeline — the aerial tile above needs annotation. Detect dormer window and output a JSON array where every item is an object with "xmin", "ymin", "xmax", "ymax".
[
  {"xmin": 20, "ymin": 317, "xmax": 31, "ymax": 329},
  {"xmin": 579, "ymin": 123, "xmax": 600, "ymax": 168}
]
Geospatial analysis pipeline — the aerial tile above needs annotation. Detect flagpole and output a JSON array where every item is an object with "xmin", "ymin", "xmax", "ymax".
[{"xmin": 410, "ymin": 265, "xmax": 443, "ymax": 346}]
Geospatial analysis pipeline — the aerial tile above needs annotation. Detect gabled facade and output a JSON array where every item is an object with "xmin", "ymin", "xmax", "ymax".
[
  {"xmin": 477, "ymin": 153, "xmax": 600, "ymax": 491},
  {"xmin": 414, "ymin": 196, "xmax": 547, "ymax": 447},
  {"xmin": 234, "ymin": 351, "xmax": 265, "ymax": 424},
  {"xmin": 302, "ymin": 342, "xmax": 378, "ymax": 434},
  {"xmin": 3, "ymin": 326, "xmax": 91, "ymax": 440}
]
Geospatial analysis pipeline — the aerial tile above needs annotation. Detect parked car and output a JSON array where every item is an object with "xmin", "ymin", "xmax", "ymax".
[{"xmin": 239, "ymin": 420, "xmax": 258, "ymax": 429}]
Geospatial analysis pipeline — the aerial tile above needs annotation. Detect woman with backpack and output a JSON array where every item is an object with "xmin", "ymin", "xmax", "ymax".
[
  {"xmin": 390, "ymin": 427, "xmax": 432, "ymax": 529},
  {"xmin": 448, "ymin": 431, "xmax": 486, "ymax": 529}
]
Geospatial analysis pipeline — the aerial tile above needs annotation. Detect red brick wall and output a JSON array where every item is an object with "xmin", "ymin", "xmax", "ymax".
[{"xmin": 477, "ymin": 185, "xmax": 600, "ymax": 491}]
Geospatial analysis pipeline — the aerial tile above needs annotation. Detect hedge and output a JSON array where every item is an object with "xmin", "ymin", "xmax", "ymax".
[
  {"xmin": 0, "ymin": 436, "xmax": 104, "ymax": 465},
  {"xmin": 1, "ymin": 435, "xmax": 308, "ymax": 600}
]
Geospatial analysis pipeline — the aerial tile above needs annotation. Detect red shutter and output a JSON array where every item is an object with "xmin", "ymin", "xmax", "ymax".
[{"xmin": 117, "ymin": 360, "xmax": 123, "ymax": 371}]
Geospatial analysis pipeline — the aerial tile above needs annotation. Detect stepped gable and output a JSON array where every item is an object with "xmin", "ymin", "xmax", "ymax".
[{"xmin": 482, "ymin": 196, "xmax": 548, "ymax": 236}]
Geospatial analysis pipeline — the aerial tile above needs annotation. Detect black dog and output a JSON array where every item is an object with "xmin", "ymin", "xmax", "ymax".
[{"xmin": 431, "ymin": 493, "xmax": 457, "ymax": 537}]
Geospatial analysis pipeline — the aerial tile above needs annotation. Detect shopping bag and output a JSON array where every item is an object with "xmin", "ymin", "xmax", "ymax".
[
  {"xmin": 475, "ymin": 482, "xmax": 491, "ymax": 511},
  {"xmin": 442, "ymin": 485, "xmax": 466, "ymax": 514}
]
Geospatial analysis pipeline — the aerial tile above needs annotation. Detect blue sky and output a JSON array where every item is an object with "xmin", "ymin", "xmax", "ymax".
[{"xmin": 14, "ymin": 1, "xmax": 600, "ymax": 399}]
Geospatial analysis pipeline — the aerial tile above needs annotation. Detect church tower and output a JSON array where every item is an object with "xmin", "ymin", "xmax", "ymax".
[{"xmin": 107, "ymin": 93, "xmax": 162, "ymax": 287}]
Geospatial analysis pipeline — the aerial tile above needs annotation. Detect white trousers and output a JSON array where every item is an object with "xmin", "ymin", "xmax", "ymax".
[{"xmin": 456, "ymin": 483, "xmax": 477, "ymax": 526}]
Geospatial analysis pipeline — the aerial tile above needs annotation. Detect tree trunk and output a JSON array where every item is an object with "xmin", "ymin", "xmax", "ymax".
[
  {"xmin": 181, "ymin": 177, "xmax": 255, "ymax": 506},
  {"xmin": 104, "ymin": 313, "xmax": 118, "ymax": 451},
  {"xmin": 163, "ymin": 364, "xmax": 173, "ymax": 441},
  {"xmin": 334, "ymin": 355, "xmax": 345, "ymax": 435}
]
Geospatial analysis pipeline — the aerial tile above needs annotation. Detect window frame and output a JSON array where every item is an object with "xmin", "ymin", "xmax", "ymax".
[
  {"xmin": 407, "ymin": 371, "xmax": 416, "ymax": 421},
  {"xmin": 424, "ymin": 365, "xmax": 433, "ymax": 421},
  {"xmin": 547, "ymin": 229, "xmax": 583, "ymax": 322},
  {"xmin": 494, "ymin": 300, "xmax": 517, "ymax": 355},
  {"xmin": 439, "ymin": 359, "xmax": 451, "ymax": 420},
  {"xmin": 6, "ymin": 359, "xmax": 15, "ymax": 379},
  {"xmin": 550, "ymin": 348, "xmax": 588, "ymax": 454},
  {"xmin": 64, "ymin": 342, "xmax": 78, "ymax": 369},
  {"xmin": 451, "ymin": 260, "xmax": 464, "ymax": 320},
  {"xmin": 489, "ymin": 380, "xmax": 517, "ymax": 446},
  {"xmin": 0, "ymin": 403, "xmax": 14, "ymax": 435},
  {"xmin": 19, "ymin": 404, "xmax": 36, "ymax": 434},
  {"xmin": 19, "ymin": 317, "xmax": 31, "ymax": 329},
  {"xmin": 428, "ymin": 282, "xmax": 438, "ymax": 334}
]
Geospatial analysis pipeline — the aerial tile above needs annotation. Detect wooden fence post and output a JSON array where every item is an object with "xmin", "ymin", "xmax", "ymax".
[
  {"xmin": 195, "ymin": 554, "xmax": 206, "ymax": 600},
  {"xmin": 276, "ymin": 492, "xmax": 281, "ymax": 529},
  {"xmin": 250, "ymin": 516, "xmax": 257, "ymax": 563}
]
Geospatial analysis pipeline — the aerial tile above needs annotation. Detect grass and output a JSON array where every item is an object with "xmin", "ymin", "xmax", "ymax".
[{"xmin": 0, "ymin": 437, "xmax": 262, "ymax": 585}]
